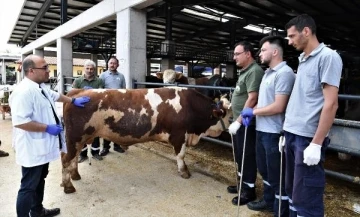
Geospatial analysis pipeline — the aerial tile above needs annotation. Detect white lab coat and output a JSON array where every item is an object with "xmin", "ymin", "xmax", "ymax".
[{"xmin": 9, "ymin": 77, "xmax": 66, "ymax": 167}]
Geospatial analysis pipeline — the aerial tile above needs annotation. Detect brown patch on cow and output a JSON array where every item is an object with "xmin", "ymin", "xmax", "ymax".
[
  {"xmin": 150, "ymin": 88, "xmax": 220, "ymax": 150},
  {"xmin": 84, "ymin": 125, "xmax": 95, "ymax": 135}
]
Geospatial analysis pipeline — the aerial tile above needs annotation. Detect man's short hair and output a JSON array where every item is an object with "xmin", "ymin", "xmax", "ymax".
[
  {"xmin": 259, "ymin": 35, "xmax": 285, "ymax": 51},
  {"xmin": 22, "ymin": 55, "xmax": 35, "ymax": 75},
  {"xmin": 285, "ymin": 14, "xmax": 317, "ymax": 34},
  {"xmin": 234, "ymin": 41, "xmax": 256, "ymax": 58},
  {"xmin": 108, "ymin": 56, "xmax": 119, "ymax": 64},
  {"xmin": 84, "ymin": 60, "xmax": 96, "ymax": 68}
]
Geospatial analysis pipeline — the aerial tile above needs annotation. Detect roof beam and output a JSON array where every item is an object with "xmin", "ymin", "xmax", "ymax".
[{"xmin": 21, "ymin": 0, "xmax": 55, "ymax": 46}]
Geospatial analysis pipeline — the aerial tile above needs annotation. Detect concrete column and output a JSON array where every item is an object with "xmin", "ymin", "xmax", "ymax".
[
  {"xmin": 1, "ymin": 59, "xmax": 5, "ymax": 84},
  {"xmin": 57, "ymin": 38, "xmax": 73, "ymax": 94},
  {"xmin": 160, "ymin": 58, "xmax": 175, "ymax": 71},
  {"xmin": 116, "ymin": 8, "xmax": 146, "ymax": 89},
  {"xmin": 33, "ymin": 48, "xmax": 44, "ymax": 57},
  {"xmin": 160, "ymin": 40, "xmax": 175, "ymax": 71},
  {"xmin": 90, "ymin": 54, "xmax": 98, "ymax": 76},
  {"xmin": 186, "ymin": 61, "xmax": 193, "ymax": 77},
  {"xmin": 226, "ymin": 63, "xmax": 236, "ymax": 79}
]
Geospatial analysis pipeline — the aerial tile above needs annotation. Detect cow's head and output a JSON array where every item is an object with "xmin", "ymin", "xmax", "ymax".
[
  {"xmin": 206, "ymin": 95, "xmax": 232, "ymax": 137},
  {"xmin": 163, "ymin": 69, "xmax": 176, "ymax": 84}
]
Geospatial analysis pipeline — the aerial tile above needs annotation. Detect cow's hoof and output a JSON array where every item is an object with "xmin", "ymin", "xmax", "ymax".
[
  {"xmin": 71, "ymin": 174, "xmax": 81, "ymax": 180},
  {"xmin": 64, "ymin": 186, "xmax": 76, "ymax": 194},
  {"xmin": 180, "ymin": 172, "xmax": 191, "ymax": 179}
]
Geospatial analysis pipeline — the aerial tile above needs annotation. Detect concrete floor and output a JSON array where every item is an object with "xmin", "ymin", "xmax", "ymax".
[{"xmin": 0, "ymin": 114, "xmax": 257, "ymax": 217}]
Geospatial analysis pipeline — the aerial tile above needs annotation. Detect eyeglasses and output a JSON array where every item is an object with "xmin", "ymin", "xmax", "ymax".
[
  {"xmin": 32, "ymin": 65, "xmax": 49, "ymax": 71},
  {"xmin": 233, "ymin": 51, "xmax": 246, "ymax": 56}
]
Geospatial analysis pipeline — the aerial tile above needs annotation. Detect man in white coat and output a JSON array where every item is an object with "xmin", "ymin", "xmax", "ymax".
[{"xmin": 9, "ymin": 55, "xmax": 90, "ymax": 217}]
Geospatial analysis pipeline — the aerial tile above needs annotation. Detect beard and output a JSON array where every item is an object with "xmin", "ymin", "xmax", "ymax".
[{"xmin": 261, "ymin": 58, "xmax": 270, "ymax": 65}]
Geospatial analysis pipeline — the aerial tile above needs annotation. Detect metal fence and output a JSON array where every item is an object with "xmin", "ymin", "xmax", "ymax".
[{"xmin": 133, "ymin": 79, "xmax": 360, "ymax": 185}]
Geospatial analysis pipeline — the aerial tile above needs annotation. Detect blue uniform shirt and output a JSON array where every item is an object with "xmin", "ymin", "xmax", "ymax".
[
  {"xmin": 99, "ymin": 70, "xmax": 126, "ymax": 89},
  {"xmin": 283, "ymin": 43, "xmax": 343, "ymax": 137},
  {"xmin": 256, "ymin": 61, "xmax": 295, "ymax": 134}
]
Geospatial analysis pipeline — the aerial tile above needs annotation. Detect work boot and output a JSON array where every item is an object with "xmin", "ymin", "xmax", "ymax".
[
  {"xmin": 114, "ymin": 145, "xmax": 125, "ymax": 153},
  {"xmin": 30, "ymin": 207, "xmax": 60, "ymax": 217},
  {"xmin": 0, "ymin": 149, "xmax": 9, "ymax": 157},
  {"xmin": 227, "ymin": 185, "xmax": 238, "ymax": 194},
  {"xmin": 247, "ymin": 198, "xmax": 273, "ymax": 212},
  {"xmin": 92, "ymin": 153, "xmax": 103, "ymax": 161},
  {"xmin": 231, "ymin": 187, "xmax": 256, "ymax": 206},
  {"xmin": 99, "ymin": 148, "xmax": 109, "ymax": 156}
]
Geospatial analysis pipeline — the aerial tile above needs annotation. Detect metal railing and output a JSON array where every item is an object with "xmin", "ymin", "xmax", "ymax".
[{"xmin": 133, "ymin": 79, "xmax": 360, "ymax": 185}]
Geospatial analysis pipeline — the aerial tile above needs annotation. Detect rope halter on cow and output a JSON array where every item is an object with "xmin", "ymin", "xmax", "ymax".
[{"xmin": 211, "ymin": 100, "xmax": 227, "ymax": 131}]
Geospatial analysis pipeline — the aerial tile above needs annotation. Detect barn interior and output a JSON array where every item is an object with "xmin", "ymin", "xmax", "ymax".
[
  {"xmin": 7, "ymin": 0, "xmax": 360, "ymax": 79},
  {"xmin": 3, "ymin": 1, "xmax": 360, "ymax": 212}
]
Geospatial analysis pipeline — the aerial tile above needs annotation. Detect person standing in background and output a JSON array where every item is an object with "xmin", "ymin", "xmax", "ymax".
[
  {"xmin": 72, "ymin": 60, "xmax": 104, "ymax": 163},
  {"xmin": 99, "ymin": 57, "xmax": 126, "ymax": 156}
]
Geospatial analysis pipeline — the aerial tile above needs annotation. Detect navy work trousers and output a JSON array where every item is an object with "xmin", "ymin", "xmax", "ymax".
[
  {"xmin": 233, "ymin": 125, "xmax": 257, "ymax": 186},
  {"xmin": 256, "ymin": 131, "xmax": 288, "ymax": 217},
  {"xmin": 17, "ymin": 163, "xmax": 49, "ymax": 217},
  {"xmin": 284, "ymin": 131, "xmax": 329, "ymax": 217},
  {"xmin": 103, "ymin": 139, "xmax": 121, "ymax": 150}
]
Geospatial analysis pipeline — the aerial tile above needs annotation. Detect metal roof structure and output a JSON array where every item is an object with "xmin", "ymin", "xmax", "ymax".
[{"xmin": 7, "ymin": 0, "xmax": 360, "ymax": 66}]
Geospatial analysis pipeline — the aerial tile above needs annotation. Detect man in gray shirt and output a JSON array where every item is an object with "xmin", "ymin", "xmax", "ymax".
[
  {"xmin": 99, "ymin": 57, "xmax": 126, "ymax": 156},
  {"xmin": 241, "ymin": 36, "xmax": 295, "ymax": 216},
  {"xmin": 283, "ymin": 14, "xmax": 343, "ymax": 217}
]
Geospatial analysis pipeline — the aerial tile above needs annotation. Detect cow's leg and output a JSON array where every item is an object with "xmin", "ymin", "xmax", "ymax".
[
  {"xmin": 60, "ymin": 144, "xmax": 82, "ymax": 194},
  {"xmin": 70, "ymin": 146, "xmax": 83, "ymax": 180},
  {"xmin": 61, "ymin": 154, "xmax": 76, "ymax": 194},
  {"xmin": 174, "ymin": 142, "xmax": 191, "ymax": 178}
]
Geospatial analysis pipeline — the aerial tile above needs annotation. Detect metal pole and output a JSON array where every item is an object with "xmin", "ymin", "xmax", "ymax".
[
  {"xmin": 230, "ymin": 135, "xmax": 239, "ymax": 193},
  {"xmin": 237, "ymin": 126, "xmax": 247, "ymax": 216},
  {"xmin": 278, "ymin": 136, "xmax": 285, "ymax": 216}
]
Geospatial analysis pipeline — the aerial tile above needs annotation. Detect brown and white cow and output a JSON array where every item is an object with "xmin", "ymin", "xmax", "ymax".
[{"xmin": 61, "ymin": 87, "xmax": 231, "ymax": 193}]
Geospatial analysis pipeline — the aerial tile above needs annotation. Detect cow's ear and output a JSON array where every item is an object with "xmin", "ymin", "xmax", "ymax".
[{"xmin": 156, "ymin": 72, "xmax": 163, "ymax": 79}]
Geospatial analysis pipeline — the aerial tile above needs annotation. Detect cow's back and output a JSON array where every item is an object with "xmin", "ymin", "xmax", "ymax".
[{"xmin": 64, "ymin": 88, "xmax": 217, "ymax": 147}]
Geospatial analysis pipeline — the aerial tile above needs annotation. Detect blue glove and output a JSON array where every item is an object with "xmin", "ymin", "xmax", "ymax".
[
  {"xmin": 242, "ymin": 117, "xmax": 252, "ymax": 127},
  {"xmin": 83, "ymin": 86, "xmax": 93, "ymax": 90},
  {"xmin": 46, "ymin": 124, "xmax": 63, "ymax": 136},
  {"xmin": 73, "ymin": 96, "xmax": 90, "ymax": 107},
  {"xmin": 241, "ymin": 107, "xmax": 254, "ymax": 119}
]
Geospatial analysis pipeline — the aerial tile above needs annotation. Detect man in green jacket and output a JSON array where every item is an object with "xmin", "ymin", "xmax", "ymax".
[{"xmin": 72, "ymin": 60, "xmax": 104, "ymax": 162}]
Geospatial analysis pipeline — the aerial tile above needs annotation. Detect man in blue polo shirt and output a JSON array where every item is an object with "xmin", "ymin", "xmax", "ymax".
[
  {"xmin": 99, "ymin": 57, "xmax": 126, "ymax": 156},
  {"xmin": 283, "ymin": 14, "xmax": 343, "ymax": 217},
  {"xmin": 241, "ymin": 35, "xmax": 295, "ymax": 216}
]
